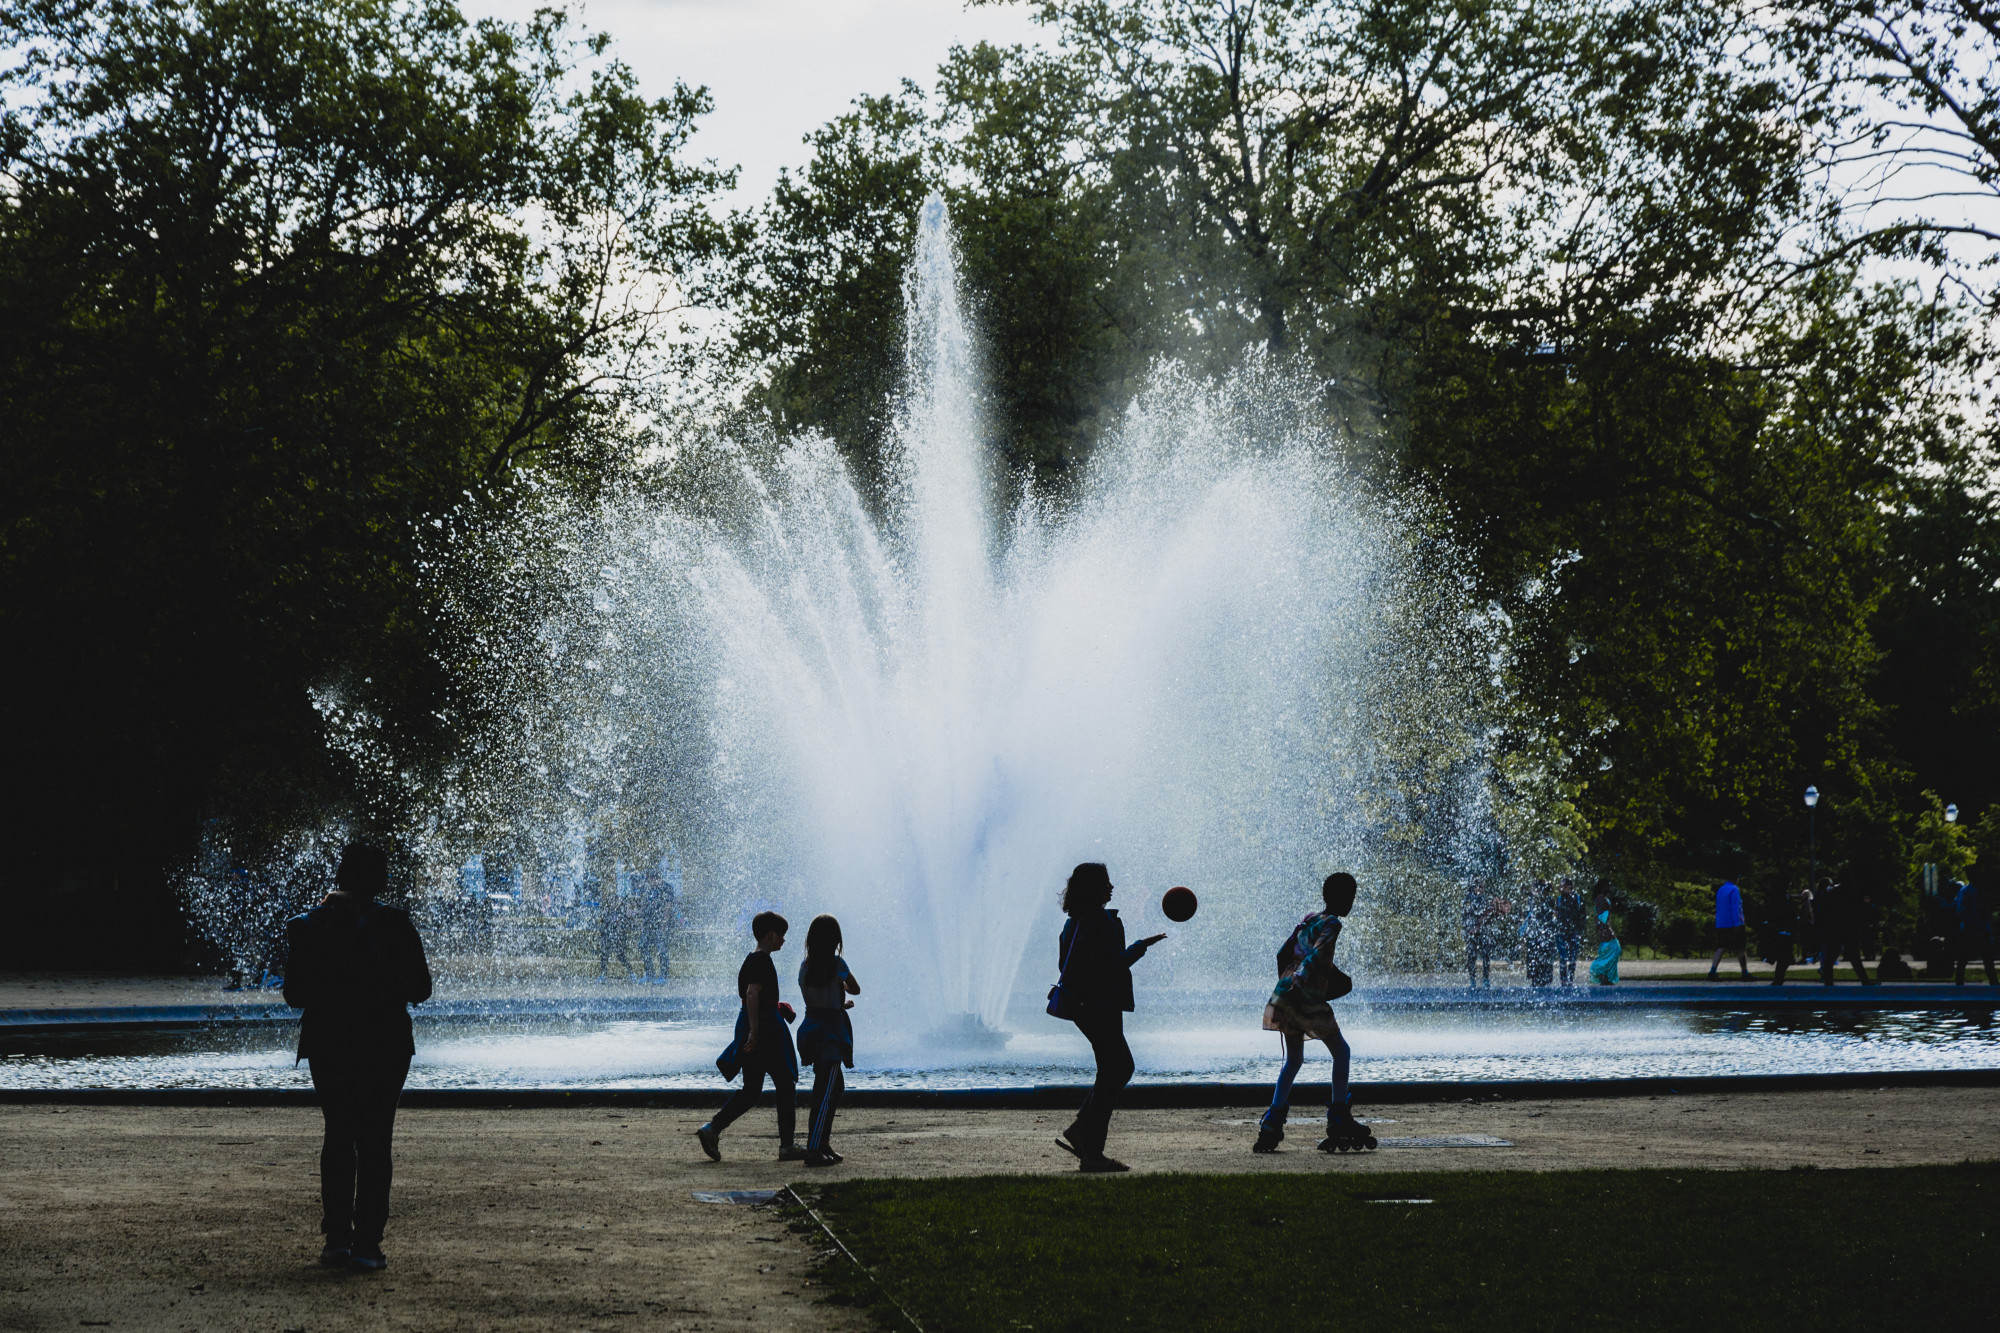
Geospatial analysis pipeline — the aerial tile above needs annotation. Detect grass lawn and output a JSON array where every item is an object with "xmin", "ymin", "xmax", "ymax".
[{"xmin": 798, "ymin": 1164, "xmax": 1997, "ymax": 1332}]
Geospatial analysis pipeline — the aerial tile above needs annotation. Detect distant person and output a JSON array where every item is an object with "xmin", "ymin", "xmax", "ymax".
[
  {"xmin": 1462, "ymin": 878, "xmax": 1495, "ymax": 988},
  {"xmin": 633, "ymin": 871, "xmax": 674, "ymax": 983},
  {"xmin": 1555, "ymin": 878, "xmax": 1586, "ymax": 987},
  {"xmin": 1797, "ymin": 881, "xmax": 1819, "ymax": 967},
  {"xmin": 1766, "ymin": 888, "xmax": 1802, "ymax": 986},
  {"xmin": 1253, "ymin": 872, "xmax": 1374, "ymax": 1154},
  {"xmin": 1815, "ymin": 878, "xmax": 1874, "ymax": 986},
  {"xmin": 283, "ymin": 843, "xmax": 433, "ymax": 1273},
  {"xmin": 696, "ymin": 912, "xmax": 803, "ymax": 1162},
  {"xmin": 1048, "ymin": 862, "xmax": 1165, "ymax": 1173},
  {"xmin": 794, "ymin": 914, "xmax": 860, "ymax": 1167},
  {"xmin": 1522, "ymin": 882, "xmax": 1556, "ymax": 988},
  {"xmin": 1921, "ymin": 883, "xmax": 1957, "ymax": 975},
  {"xmin": 1708, "ymin": 879, "xmax": 1751, "ymax": 980},
  {"xmin": 221, "ymin": 865, "xmax": 258, "ymax": 991},
  {"xmin": 595, "ymin": 881, "xmax": 631, "ymax": 980},
  {"xmin": 1588, "ymin": 882, "xmax": 1621, "ymax": 985},
  {"xmin": 1956, "ymin": 880, "xmax": 1997, "ymax": 986}
]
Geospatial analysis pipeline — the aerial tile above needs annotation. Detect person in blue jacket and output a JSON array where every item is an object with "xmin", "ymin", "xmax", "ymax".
[
  {"xmin": 1049, "ymin": 862, "xmax": 1165, "ymax": 1173},
  {"xmin": 284, "ymin": 843, "xmax": 432, "ymax": 1273},
  {"xmin": 1708, "ymin": 879, "xmax": 1751, "ymax": 980}
]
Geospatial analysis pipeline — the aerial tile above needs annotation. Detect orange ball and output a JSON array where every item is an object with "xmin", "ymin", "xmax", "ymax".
[{"xmin": 1161, "ymin": 885, "xmax": 1198, "ymax": 922}]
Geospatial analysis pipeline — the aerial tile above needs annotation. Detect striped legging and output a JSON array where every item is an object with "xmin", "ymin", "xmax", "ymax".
[
  {"xmin": 805, "ymin": 1054, "xmax": 844, "ymax": 1152},
  {"xmin": 1258, "ymin": 1028, "xmax": 1350, "ymax": 1132}
]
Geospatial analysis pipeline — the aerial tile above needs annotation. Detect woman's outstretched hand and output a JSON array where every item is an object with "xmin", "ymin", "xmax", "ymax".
[{"xmin": 1139, "ymin": 933, "xmax": 1168, "ymax": 948}]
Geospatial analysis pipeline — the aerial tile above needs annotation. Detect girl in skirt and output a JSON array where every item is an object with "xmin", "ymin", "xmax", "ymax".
[{"xmin": 795, "ymin": 915, "xmax": 859, "ymax": 1167}]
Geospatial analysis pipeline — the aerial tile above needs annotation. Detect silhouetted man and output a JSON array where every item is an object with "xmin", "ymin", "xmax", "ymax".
[{"xmin": 284, "ymin": 843, "xmax": 432, "ymax": 1272}]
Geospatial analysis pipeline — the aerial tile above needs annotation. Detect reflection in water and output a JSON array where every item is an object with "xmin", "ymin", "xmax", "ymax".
[{"xmin": 4, "ymin": 1005, "xmax": 1996, "ymax": 1091}]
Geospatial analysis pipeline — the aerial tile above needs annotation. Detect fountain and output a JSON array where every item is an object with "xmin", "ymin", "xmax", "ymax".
[
  {"xmin": 167, "ymin": 195, "xmax": 1506, "ymax": 1039},
  {"xmin": 437, "ymin": 193, "xmax": 1501, "ymax": 1040},
  {"xmin": 20, "ymin": 197, "xmax": 1983, "ymax": 1097}
]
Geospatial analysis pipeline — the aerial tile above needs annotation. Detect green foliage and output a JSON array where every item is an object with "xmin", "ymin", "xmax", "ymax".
[
  {"xmin": 1778, "ymin": 0, "xmax": 2000, "ymax": 312},
  {"xmin": 807, "ymin": 1165, "xmax": 1999, "ymax": 1331},
  {"xmin": 4, "ymin": 0, "xmax": 1996, "ymax": 950},
  {"xmin": 728, "ymin": 87, "xmax": 932, "ymax": 476},
  {"xmin": 1909, "ymin": 793, "xmax": 1975, "ymax": 884},
  {"xmin": 729, "ymin": 0, "xmax": 1988, "ymax": 896},
  {"xmin": 0, "ymin": 0, "xmax": 728, "ymax": 932}
]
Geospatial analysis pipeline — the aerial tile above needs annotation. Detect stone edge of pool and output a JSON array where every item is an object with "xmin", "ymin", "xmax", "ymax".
[
  {"xmin": 4, "ymin": 1068, "xmax": 2000, "ymax": 1108},
  {"xmin": 6, "ymin": 983, "xmax": 1998, "ymax": 1033}
]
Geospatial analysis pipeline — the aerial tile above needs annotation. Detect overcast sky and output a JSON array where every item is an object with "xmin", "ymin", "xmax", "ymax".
[
  {"xmin": 456, "ymin": 0, "xmax": 1995, "ymax": 306},
  {"xmin": 459, "ymin": 0, "xmax": 1046, "ymax": 211}
]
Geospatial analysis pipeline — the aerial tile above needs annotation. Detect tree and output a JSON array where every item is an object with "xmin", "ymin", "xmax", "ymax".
[
  {"xmin": 728, "ymin": 88, "xmax": 934, "ymax": 477},
  {"xmin": 0, "ymin": 0, "xmax": 728, "ymax": 963},
  {"xmin": 727, "ymin": 47, "xmax": 1170, "ymax": 481},
  {"xmin": 1780, "ymin": 0, "xmax": 2000, "ymax": 310},
  {"xmin": 731, "ymin": 0, "xmax": 1978, "ymax": 899}
]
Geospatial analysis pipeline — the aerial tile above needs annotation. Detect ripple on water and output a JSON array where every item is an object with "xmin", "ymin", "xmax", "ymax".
[{"xmin": 2, "ymin": 1004, "xmax": 1996, "ymax": 1090}]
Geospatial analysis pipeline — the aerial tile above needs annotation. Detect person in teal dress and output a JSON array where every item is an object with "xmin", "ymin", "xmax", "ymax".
[{"xmin": 1588, "ymin": 882, "xmax": 1621, "ymax": 985}]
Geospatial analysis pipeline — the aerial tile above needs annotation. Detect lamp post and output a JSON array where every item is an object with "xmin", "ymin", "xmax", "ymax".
[
  {"xmin": 1947, "ymin": 803, "xmax": 1958, "ymax": 825},
  {"xmin": 1804, "ymin": 786, "xmax": 1819, "ymax": 895}
]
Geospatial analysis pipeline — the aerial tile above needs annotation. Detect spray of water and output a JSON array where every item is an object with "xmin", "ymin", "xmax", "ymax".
[{"xmin": 185, "ymin": 198, "xmax": 1508, "ymax": 1033}]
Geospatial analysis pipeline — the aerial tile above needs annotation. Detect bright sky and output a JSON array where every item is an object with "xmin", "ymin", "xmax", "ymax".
[{"xmin": 459, "ymin": 0, "xmax": 1046, "ymax": 211}]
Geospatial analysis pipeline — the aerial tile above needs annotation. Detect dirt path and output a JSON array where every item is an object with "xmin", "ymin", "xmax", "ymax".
[{"xmin": 4, "ymin": 1088, "xmax": 1996, "ymax": 1332}]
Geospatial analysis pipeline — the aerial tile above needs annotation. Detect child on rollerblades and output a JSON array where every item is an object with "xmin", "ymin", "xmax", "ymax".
[{"xmin": 1252, "ymin": 872, "xmax": 1375, "ymax": 1155}]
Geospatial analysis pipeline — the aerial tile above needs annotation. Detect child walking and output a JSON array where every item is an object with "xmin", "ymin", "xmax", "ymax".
[
  {"xmin": 1253, "ymin": 872, "xmax": 1375, "ymax": 1154},
  {"xmin": 794, "ymin": 914, "xmax": 860, "ymax": 1168},
  {"xmin": 696, "ymin": 911, "xmax": 804, "ymax": 1162}
]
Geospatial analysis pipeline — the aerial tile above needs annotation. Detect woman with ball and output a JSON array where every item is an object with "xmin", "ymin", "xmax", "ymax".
[{"xmin": 1047, "ymin": 862, "xmax": 1167, "ymax": 1172}]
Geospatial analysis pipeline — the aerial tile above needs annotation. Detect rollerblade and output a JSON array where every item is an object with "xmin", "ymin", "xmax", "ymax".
[
  {"xmin": 1316, "ymin": 1122, "xmax": 1376, "ymax": 1152},
  {"xmin": 1316, "ymin": 1100, "xmax": 1377, "ymax": 1154},
  {"xmin": 1251, "ymin": 1126, "xmax": 1283, "ymax": 1154}
]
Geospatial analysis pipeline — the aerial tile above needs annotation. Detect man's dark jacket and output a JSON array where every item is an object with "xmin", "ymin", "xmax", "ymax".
[{"xmin": 283, "ymin": 897, "xmax": 432, "ymax": 1061}]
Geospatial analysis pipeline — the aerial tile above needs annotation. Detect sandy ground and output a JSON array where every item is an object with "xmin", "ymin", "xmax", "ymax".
[{"xmin": 3, "ymin": 1087, "xmax": 1996, "ymax": 1332}]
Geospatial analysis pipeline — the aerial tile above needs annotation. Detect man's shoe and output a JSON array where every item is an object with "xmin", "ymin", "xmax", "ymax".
[
  {"xmin": 319, "ymin": 1242, "xmax": 352, "ymax": 1267},
  {"xmin": 822, "ymin": 1148, "xmax": 844, "ymax": 1164},
  {"xmin": 348, "ymin": 1243, "xmax": 386, "ymax": 1273},
  {"xmin": 1251, "ymin": 1128, "xmax": 1283, "ymax": 1154},
  {"xmin": 695, "ymin": 1123, "xmax": 721, "ymax": 1162},
  {"xmin": 804, "ymin": 1149, "xmax": 839, "ymax": 1168},
  {"xmin": 1078, "ymin": 1154, "xmax": 1129, "ymax": 1173},
  {"xmin": 778, "ymin": 1143, "xmax": 809, "ymax": 1162}
]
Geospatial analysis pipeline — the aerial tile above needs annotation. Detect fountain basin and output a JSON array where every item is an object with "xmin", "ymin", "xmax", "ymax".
[{"xmin": 5, "ymin": 990, "xmax": 1994, "ymax": 1093}]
